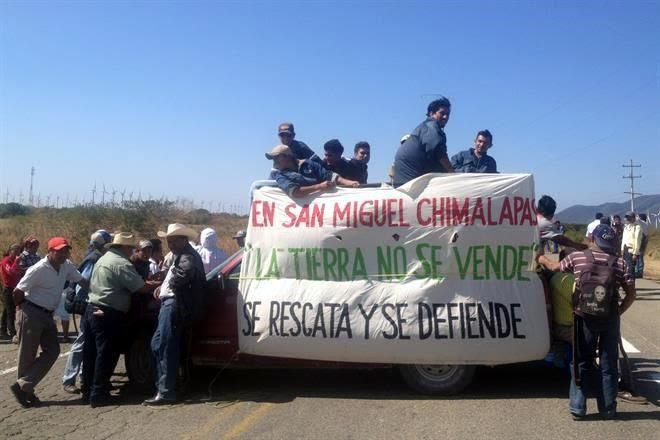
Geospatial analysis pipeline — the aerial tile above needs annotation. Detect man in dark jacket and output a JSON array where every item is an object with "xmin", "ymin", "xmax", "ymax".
[
  {"xmin": 451, "ymin": 129, "xmax": 498, "ymax": 173},
  {"xmin": 144, "ymin": 224, "xmax": 206, "ymax": 406},
  {"xmin": 322, "ymin": 139, "xmax": 366, "ymax": 184},
  {"xmin": 393, "ymin": 97, "xmax": 454, "ymax": 186}
]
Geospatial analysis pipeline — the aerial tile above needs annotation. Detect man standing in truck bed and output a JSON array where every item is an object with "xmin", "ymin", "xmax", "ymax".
[{"xmin": 393, "ymin": 97, "xmax": 454, "ymax": 187}]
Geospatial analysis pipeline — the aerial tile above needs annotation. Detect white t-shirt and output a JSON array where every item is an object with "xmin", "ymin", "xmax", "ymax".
[
  {"xmin": 16, "ymin": 258, "xmax": 82, "ymax": 311},
  {"xmin": 159, "ymin": 264, "xmax": 176, "ymax": 299},
  {"xmin": 585, "ymin": 219, "xmax": 601, "ymax": 238}
]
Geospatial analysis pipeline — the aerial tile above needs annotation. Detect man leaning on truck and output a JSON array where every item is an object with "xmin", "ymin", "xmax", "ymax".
[{"xmin": 266, "ymin": 144, "xmax": 359, "ymax": 198}]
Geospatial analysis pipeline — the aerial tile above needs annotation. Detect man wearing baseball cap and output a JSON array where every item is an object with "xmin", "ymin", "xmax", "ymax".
[
  {"xmin": 10, "ymin": 237, "xmax": 89, "ymax": 408},
  {"xmin": 277, "ymin": 122, "xmax": 317, "ymax": 160},
  {"xmin": 538, "ymin": 224, "xmax": 636, "ymax": 420},
  {"xmin": 266, "ymin": 144, "xmax": 359, "ymax": 198},
  {"xmin": 233, "ymin": 230, "xmax": 246, "ymax": 248}
]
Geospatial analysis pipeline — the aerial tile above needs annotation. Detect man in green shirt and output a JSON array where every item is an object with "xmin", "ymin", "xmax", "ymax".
[{"xmin": 81, "ymin": 233, "xmax": 159, "ymax": 407}]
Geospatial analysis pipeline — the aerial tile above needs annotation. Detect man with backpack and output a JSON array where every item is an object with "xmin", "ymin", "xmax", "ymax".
[
  {"xmin": 61, "ymin": 230, "xmax": 112, "ymax": 394},
  {"xmin": 144, "ymin": 223, "xmax": 206, "ymax": 406},
  {"xmin": 538, "ymin": 224, "xmax": 636, "ymax": 420}
]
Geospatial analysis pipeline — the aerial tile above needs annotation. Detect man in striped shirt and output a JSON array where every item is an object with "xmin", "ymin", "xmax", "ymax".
[{"xmin": 538, "ymin": 224, "xmax": 636, "ymax": 421}]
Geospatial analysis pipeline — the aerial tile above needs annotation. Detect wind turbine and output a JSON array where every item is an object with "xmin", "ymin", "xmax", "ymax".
[
  {"xmin": 91, "ymin": 182, "xmax": 97, "ymax": 205},
  {"xmin": 101, "ymin": 184, "xmax": 109, "ymax": 205}
]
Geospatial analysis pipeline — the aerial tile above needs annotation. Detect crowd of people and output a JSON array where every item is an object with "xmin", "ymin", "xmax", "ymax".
[
  {"xmin": 1, "ymin": 225, "xmax": 244, "ymax": 408},
  {"xmin": 0, "ymin": 96, "xmax": 652, "ymax": 419},
  {"xmin": 265, "ymin": 97, "xmax": 497, "ymax": 197}
]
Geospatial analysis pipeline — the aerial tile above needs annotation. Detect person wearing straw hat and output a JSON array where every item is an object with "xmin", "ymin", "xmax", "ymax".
[
  {"xmin": 144, "ymin": 224, "xmax": 206, "ymax": 406},
  {"xmin": 82, "ymin": 232, "xmax": 160, "ymax": 407},
  {"xmin": 10, "ymin": 237, "xmax": 88, "ymax": 408}
]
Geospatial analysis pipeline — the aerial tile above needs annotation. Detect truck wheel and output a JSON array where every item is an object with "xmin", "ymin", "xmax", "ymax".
[
  {"xmin": 125, "ymin": 330, "xmax": 155, "ymax": 393},
  {"xmin": 398, "ymin": 364, "xmax": 476, "ymax": 395}
]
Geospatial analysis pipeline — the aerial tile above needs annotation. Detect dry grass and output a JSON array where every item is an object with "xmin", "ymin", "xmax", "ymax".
[{"xmin": 0, "ymin": 203, "xmax": 247, "ymax": 262}]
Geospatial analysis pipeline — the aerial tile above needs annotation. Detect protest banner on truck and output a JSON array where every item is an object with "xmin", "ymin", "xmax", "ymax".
[{"xmin": 238, "ymin": 173, "xmax": 550, "ymax": 365}]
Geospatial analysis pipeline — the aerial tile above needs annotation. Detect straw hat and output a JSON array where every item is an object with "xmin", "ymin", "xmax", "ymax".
[
  {"xmin": 157, "ymin": 223, "xmax": 198, "ymax": 240},
  {"xmin": 105, "ymin": 232, "xmax": 138, "ymax": 248}
]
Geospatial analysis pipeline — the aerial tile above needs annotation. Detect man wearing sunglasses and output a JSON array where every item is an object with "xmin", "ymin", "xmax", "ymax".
[{"xmin": 277, "ymin": 122, "xmax": 317, "ymax": 160}]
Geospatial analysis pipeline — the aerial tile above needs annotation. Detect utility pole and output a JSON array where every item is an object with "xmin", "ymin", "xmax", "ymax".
[
  {"xmin": 622, "ymin": 159, "xmax": 642, "ymax": 212},
  {"xmin": 29, "ymin": 166, "xmax": 35, "ymax": 206}
]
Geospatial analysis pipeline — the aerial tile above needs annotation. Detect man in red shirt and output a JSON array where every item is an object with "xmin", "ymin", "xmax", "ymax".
[{"xmin": 1, "ymin": 244, "xmax": 22, "ymax": 339}]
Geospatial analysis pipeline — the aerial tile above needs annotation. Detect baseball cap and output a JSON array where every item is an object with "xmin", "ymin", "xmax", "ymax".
[
  {"xmin": 138, "ymin": 239, "xmax": 154, "ymax": 250},
  {"xmin": 278, "ymin": 122, "xmax": 295, "ymax": 136},
  {"xmin": 48, "ymin": 237, "xmax": 71, "ymax": 251},
  {"xmin": 90, "ymin": 229, "xmax": 112, "ymax": 246},
  {"xmin": 625, "ymin": 211, "xmax": 635, "ymax": 218},
  {"xmin": 233, "ymin": 230, "xmax": 246, "ymax": 239},
  {"xmin": 265, "ymin": 144, "xmax": 294, "ymax": 160},
  {"xmin": 591, "ymin": 224, "xmax": 616, "ymax": 255}
]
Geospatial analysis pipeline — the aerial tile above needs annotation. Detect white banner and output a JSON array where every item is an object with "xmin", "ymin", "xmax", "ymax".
[{"xmin": 238, "ymin": 173, "xmax": 550, "ymax": 365}]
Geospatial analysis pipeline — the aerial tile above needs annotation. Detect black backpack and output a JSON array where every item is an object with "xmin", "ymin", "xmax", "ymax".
[
  {"xmin": 64, "ymin": 251, "xmax": 101, "ymax": 315},
  {"xmin": 573, "ymin": 250, "xmax": 618, "ymax": 319}
]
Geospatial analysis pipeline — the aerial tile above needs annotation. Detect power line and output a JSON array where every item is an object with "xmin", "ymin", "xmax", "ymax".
[{"xmin": 622, "ymin": 159, "xmax": 642, "ymax": 212}]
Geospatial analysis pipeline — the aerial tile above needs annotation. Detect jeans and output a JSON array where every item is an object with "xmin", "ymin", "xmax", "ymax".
[
  {"xmin": 1, "ymin": 286, "xmax": 17, "ymax": 336},
  {"xmin": 62, "ymin": 313, "xmax": 85, "ymax": 386},
  {"xmin": 569, "ymin": 314, "xmax": 619, "ymax": 416},
  {"xmin": 81, "ymin": 305, "xmax": 124, "ymax": 401},
  {"xmin": 622, "ymin": 248, "xmax": 635, "ymax": 279},
  {"xmin": 151, "ymin": 298, "xmax": 184, "ymax": 399},
  {"xmin": 634, "ymin": 255, "xmax": 644, "ymax": 279}
]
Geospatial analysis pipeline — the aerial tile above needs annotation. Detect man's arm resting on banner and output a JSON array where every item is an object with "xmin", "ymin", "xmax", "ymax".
[
  {"xmin": 439, "ymin": 153, "xmax": 454, "ymax": 173},
  {"xmin": 291, "ymin": 181, "xmax": 336, "ymax": 197}
]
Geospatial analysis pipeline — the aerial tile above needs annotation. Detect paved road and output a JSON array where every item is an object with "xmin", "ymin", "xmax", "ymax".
[{"xmin": 1, "ymin": 279, "xmax": 659, "ymax": 439}]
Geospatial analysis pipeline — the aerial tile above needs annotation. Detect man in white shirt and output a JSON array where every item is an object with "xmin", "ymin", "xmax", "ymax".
[
  {"xmin": 10, "ymin": 237, "xmax": 88, "ymax": 408},
  {"xmin": 585, "ymin": 213, "xmax": 604, "ymax": 239},
  {"xmin": 621, "ymin": 212, "xmax": 642, "ymax": 278}
]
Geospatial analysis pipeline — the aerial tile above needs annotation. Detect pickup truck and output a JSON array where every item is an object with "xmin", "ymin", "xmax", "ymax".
[
  {"xmin": 125, "ymin": 174, "xmax": 553, "ymax": 395},
  {"xmin": 125, "ymin": 249, "xmax": 480, "ymax": 395}
]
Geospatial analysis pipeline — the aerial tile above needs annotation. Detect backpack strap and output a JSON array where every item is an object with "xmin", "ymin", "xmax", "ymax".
[
  {"xmin": 606, "ymin": 254, "xmax": 617, "ymax": 268},
  {"xmin": 583, "ymin": 249, "xmax": 594, "ymax": 263}
]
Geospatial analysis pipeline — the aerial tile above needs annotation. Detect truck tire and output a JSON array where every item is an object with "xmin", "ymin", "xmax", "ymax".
[
  {"xmin": 398, "ymin": 364, "xmax": 476, "ymax": 395},
  {"xmin": 125, "ymin": 330, "xmax": 155, "ymax": 393}
]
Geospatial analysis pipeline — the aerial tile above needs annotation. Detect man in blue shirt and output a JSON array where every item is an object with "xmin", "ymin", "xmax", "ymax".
[
  {"xmin": 267, "ymin": 145, "xmax": 359, "ymax": 198},
  {"xmin": 277, "ymin": 122, "xmax": 317, "ymax": 160},
  {"xmin": 393, "ymin": 97, "xmax": 454, "ymax": 187},
  {"xmin": 451, "ymin": 130, "xmax": 498, "ymax": 173}
]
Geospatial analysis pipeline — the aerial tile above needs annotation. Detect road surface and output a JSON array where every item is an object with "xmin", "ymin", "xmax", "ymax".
[{"xmin": 1, "ymin": 279, "xmax": 658, "ymax": 439}]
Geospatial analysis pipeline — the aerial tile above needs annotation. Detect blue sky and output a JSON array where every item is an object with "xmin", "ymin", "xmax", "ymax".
[{"xmin": 1, "ymin": 0, "xmax": 659, "ymax": 212}]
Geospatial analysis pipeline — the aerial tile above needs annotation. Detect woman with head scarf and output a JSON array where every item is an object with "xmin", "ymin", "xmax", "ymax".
[{"xmin": 196, "ymin": 228, "xmax": 228, "ymax": 274}]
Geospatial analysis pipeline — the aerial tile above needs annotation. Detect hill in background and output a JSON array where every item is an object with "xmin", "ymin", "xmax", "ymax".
[{"xmin": 556, "ymin": 194, "xmax": 660, "ymax": 224}]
